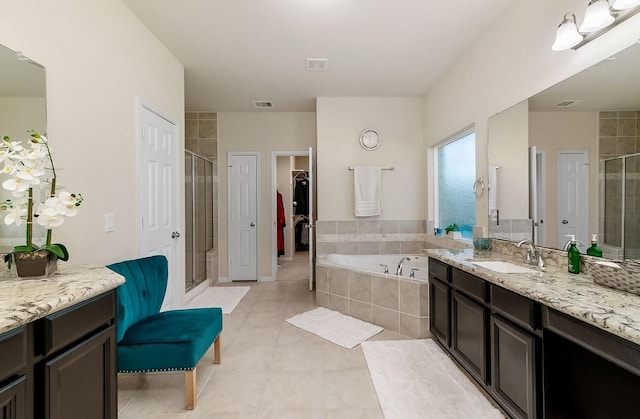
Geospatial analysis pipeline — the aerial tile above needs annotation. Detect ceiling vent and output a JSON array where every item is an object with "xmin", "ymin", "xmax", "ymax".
[
  {"xmin": 252, "ymin": 100, "xmax": 273, "ymax": 109},
  {"xmin": 306, "ymin": 58, "xmax": 328, "ymax": 71},
  {"xmin": 554, "ymin": 100, "xmax": 582, "ymax": 108}
]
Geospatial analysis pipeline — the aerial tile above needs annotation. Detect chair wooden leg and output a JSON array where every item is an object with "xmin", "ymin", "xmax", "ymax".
[
  {"xmin": 185, "ymin": 369, "xmax": 196, "ymax": 410},
  {"xmin": 213, "ymin": 335, "xmax": 221, "ymax": 364}
]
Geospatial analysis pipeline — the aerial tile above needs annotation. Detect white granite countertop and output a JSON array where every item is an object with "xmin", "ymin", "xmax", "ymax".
[
  {"xmin": 0, "ymin": 265, "xmax": 125, "ymax": 334},
  {"xmin": 427, "ymin": 248, "xmax": 640, "ymax": 346}
]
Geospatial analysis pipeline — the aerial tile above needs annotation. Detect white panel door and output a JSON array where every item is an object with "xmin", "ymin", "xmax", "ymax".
[
  {"xmin": 139, "ymin": 104, "xmax": 180, "ymax": 310},
  {"xmin": 229, "ymin": 154, "xmax": 258, "ymax": 281},
  {"xmin": 557, "ymin": 151, "xmax": 589, "ymax": 248},
  {"xmin": 308, "ymin": 147, "xmax": 316, "ymax": 291}
]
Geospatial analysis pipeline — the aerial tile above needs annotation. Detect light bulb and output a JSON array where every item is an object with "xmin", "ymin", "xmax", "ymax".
[
  {"xmin": 579, "ymin": 0, "xmax": 615, "ymax": 33},
  {"xmin": 552, "ymin": 13, "xmax": 584, "ymax": 51},
  {"xmin": 611, "ymin": 0, "xmax": 640, "ymax": 9}
]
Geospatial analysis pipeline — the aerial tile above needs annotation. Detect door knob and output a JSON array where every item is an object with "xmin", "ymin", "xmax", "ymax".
[
  {"xmin": 562, "ymin": 220, "xmax": 569, "ymax": 224},
  {"xmin": 250, "ymin": 222, "xmax": 255, "ymax": 227},
  {"xmin": 171, "ymin": 231, "xmax": 181, "ymax": 239}
]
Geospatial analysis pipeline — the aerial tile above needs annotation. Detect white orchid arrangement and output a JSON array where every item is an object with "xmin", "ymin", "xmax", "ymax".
[{"xmin": 0, "ymin": 131, "xmax": 82, "ymax": 266}]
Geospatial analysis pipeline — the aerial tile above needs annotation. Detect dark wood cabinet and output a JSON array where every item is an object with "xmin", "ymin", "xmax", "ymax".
[
  {"xmin": 0, "ymin": 376, "xmax": 26, "ymax": 419},
  {"xmin": 0, "ymin": 290, "xmax": 117, "ymax": 419},
  {"xmin": 490, "ymin": 315, "xmax": 540, "ymax": 419},
  {"xmin": 43, "ymin": 326, "xmax": 116, "ymax": 419},
  {"xmin": 429, "ymin": 278, "xmax": 451, "ymax": 347},
  {"xmin": 451, "ymin": 290, "xmax": 488, "ymax": 384}
]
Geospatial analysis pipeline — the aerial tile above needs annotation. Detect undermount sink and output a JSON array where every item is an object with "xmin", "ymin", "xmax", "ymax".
[{"xmin": 471, "ymin": 261, "xmax": 538, "ymax": 274}]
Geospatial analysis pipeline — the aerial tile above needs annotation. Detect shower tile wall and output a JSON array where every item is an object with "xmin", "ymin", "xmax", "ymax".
[
  {"xmin": 315, "ymin": 220, "xmax": 426, "ymax": 255},
  {"xmin": 599, "ymin": 111, "xmax": 640, "ymax": 259},
  {"xmin": 185, "ymin": 112, "xmax": 218, "ymax": 285}
]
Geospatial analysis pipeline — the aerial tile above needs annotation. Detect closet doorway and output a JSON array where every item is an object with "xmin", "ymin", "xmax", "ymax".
[{"xmin": 271, "ymin": 149, "xmax": 316, "ymax": 290}]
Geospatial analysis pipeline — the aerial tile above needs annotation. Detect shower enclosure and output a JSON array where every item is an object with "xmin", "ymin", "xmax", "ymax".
[
  {"xmin": 185, "ymin": 151, "xmax": 215, "ymax": 290},
  {"xmin": 603, "ymin": 153, "xmax": 640, "ymax": 260}
]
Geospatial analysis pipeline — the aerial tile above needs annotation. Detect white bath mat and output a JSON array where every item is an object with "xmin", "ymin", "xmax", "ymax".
[
  {"xmin": 185, "ymin": 286, "xmax": 250, "ymax": 314},
  {"xmin": 362, "ymin": 339, "xmax": 505, "ymax": 419},
  {"xmin": 286, "ymin": 307, "xmax": 383, "ymax": 349}
]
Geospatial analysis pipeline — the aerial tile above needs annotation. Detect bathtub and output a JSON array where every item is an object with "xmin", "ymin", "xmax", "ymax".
[
  {"xmin": 315, "ymin": 254, "xmax": 430, "ymax": 338},
  {"xmin": 317, "ymin": 253, "xmax": 429, "ymax": 281}
]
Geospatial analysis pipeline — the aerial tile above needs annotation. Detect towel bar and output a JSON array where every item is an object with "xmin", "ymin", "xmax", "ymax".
[{"xmin": 348, "ymin": 166, "xmax": 394, "ymax": 171}]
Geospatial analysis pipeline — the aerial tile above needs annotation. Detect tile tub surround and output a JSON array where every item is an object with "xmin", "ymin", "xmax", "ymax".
[
  {"xmin": 315, "ymin": 263, "xmax": 429, "ymax": 339},
  {"xmin": 427, "ymin": 247, "xmax": 640, "ymax": 346},
  {"xmin": 315, "ymin": 219, "xmax": 427, "ymax": 256},
  {"xmin": 0, "ymin": 265, "xmax": 125, "ymax": 333}
]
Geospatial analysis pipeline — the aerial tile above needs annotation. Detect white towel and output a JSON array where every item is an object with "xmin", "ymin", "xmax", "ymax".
[
  {"xmin": 354, "ymin": 166, "xmax": 382, "ymax": 217},
  {"xmin": 488, "ymin": 165, "xmax": 498, "ymax": 221}
]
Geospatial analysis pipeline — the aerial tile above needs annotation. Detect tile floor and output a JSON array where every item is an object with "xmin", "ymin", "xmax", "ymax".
[{"xmin": 117, "ymin": 278, "xmax": 411, "ymax": 418}]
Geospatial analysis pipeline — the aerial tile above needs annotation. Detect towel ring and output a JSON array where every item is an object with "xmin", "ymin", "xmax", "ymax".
[{"xmin": 473, "ymin": 178, "xmax": 485, "ymax": 196}]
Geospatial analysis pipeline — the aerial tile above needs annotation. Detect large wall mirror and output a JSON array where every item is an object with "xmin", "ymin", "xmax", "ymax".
[
  {"xmin": 488, "ymin": 43, "xmax": 640, "ymax": 261},
  {"xmin": 0, "ymin": 43, "xmax": 47, "ymax": 248}
]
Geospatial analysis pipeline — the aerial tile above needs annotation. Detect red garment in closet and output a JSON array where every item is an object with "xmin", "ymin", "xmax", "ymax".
[{"xmin": 277, "ymin": 191, "xmax": 286, "ymax": 256}]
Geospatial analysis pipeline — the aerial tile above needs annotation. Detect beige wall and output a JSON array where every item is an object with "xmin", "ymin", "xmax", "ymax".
[
  {"xmin": 423, "ymin": 0, "xmax": 640, "ymax": 233},
  {"xmin": 487, "ymin": 100, "xmax": 529, "ymax": 220},
  {"xmin": 529, "ymin": 111, "xmax": 598, "ymax": 248},
  {"xmin": 217, "ymin": 112, "xmax": 316, "ymax": 279},
  {"xmin": 316, "ymin": 97, "xmax": 425, "ymax": 221},
  {"xmin": 0, "ymin": 0, "xmax": 185, "ymax": 266}
]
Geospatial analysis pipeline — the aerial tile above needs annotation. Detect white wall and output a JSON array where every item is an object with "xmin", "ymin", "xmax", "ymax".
[
  {"xmin": 316, "ymin": 97, "xmax": 424, "ymax": 221},
  {"xmin": 423, "ymin": 0, "xmax": 640, "ymax": 230},
  {"xmin": 217, "ymin": 112, "xmax": 316, "ymax": 278},
  {"xmin": 0, "ymin": 0, "xmax": 184, "ymax": 265}
]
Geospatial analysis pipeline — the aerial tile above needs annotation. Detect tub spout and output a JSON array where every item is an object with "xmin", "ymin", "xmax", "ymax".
[{"xmin": 396, "ymin": 257, "xmax": 411, "ymax": 276}]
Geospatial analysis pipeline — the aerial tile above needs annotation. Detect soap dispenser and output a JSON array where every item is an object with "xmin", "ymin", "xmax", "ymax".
[
  {"xmin": 587, "ymin": 234, "xmax": 603, "ymax": 257},
  {"xmin": 566, "ymin": 234, "xmax": 580, "ymax": 274}
]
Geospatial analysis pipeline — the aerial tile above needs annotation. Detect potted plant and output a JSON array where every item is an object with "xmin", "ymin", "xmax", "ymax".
[
  {"xmin": 445, "ymin": 223, "xmax": 461, "ymax": 239},
  {"xmin": 0, "ymin": 131, "xmax": 82, "ymax": 278}
]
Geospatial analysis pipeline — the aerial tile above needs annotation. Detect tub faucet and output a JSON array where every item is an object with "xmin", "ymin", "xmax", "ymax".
[{"xmin": 396, "ymin": 256, "xmax": 411, "ymax": 276}]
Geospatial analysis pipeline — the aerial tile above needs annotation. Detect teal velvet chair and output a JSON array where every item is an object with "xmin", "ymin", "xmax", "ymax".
[{"xmin": 107, "ymin": 255, "xmax": 222, "ymax": 410}]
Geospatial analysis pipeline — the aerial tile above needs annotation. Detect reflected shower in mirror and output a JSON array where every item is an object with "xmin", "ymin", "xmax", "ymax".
[
  {"xmin": 487, "ymin": 43, "xmax": 640, "ymax": 261},
  {"xmin": 0, "ymin": 43, "xmax": 47, "ymax": 249}
]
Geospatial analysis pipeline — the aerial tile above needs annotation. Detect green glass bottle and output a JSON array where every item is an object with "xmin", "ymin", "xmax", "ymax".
[
  {"xmin": 566, "ymin": 234, "xmax": 580, "ymax": 274},
  {"xmin": 587, "ymin": 234, "xmax": 603, "ymax": 257}
]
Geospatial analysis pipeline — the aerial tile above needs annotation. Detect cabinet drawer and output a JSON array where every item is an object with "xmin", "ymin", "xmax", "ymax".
[
  {"xmin": 37, "ymin": 291, "xmax": 115, "ymax": 356},
  {"xmin": 429, "ymin": 258, "xmax": 450, "ymax": 283},
  {"xmin": 0, "ymin": 326, "xmax": 26, "ymax": 381},
  {"xmin": 491, "ymin": 286, "xmax": 537, "ymax": 331},
  {"xmin": 452, "ymin": 268, "xmax": 488, "ymax": 303}
]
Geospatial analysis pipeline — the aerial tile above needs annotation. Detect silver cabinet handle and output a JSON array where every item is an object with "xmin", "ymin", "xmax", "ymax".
[
  {"xmin": 171, "ymin": 231, "xmax": 181, "ymax": 239},
  {"xmin": 250, "ymin": 222, "xmax": 256, "ymax": 227}
]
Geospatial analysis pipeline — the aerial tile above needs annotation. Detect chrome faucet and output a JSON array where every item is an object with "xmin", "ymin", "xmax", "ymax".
[
  {"xmin": 396, "ymin": 256, "xmax": 411, "ymax": 276},
  {"xmin": 515, "ymin": 239, "xmax": 539, "ymax": 266}
]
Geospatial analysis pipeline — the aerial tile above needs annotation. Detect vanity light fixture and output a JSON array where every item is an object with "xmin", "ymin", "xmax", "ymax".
[{"xmin": 552, "ymin": 0, "xmax": 640, "ymax": 51}]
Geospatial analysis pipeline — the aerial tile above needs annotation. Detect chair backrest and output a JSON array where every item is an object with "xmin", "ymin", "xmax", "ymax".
[{"xmin": 107, "ymin": 255, "xmax": 169, "ymax": 342}]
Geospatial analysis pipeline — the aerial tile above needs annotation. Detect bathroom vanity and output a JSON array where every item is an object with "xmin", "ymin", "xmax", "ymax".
[
  {"xmin": 0, "ymin": 266, "xmax": 124, "ymax": 419},
  {"xmin": 427, "ymin": 249, "xmax": 640, "ymax": 419}
]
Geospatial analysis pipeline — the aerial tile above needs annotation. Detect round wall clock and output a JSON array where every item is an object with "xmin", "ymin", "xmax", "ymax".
[{"xmin": 359, "ymin": 129, "xmax": 381, "ymax": 150}]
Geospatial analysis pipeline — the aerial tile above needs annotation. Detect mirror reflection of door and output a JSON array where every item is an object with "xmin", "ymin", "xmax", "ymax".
[
  {"xmin": 228, "ymin": 153, "xmax": 258, "ymax": 281},
  {"xmin": 557, "ymin": 150, "xmax": 589, "ymax": 248}
]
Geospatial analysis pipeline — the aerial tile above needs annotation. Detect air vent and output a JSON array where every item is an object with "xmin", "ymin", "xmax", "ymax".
[
  {"xmin": 554, "ymin": 100, "xmax": 582, "ymax": 108},
  {"xmin": 253, "ymin": 100, "xmax": 273, "ymax": 109},
  {"xmin": 306, "ymin": 58, "xmax": 328, "ymax": 71}
]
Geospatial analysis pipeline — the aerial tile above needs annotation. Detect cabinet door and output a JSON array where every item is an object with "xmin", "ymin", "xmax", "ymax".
[
  {"xmin": 429, "ymin": 278, "xmax": 450, "ymax": 347},
  {"xmin": 491, "ymin": 316, "xmax": 539, "ymax": 419},
  {"xmin": 43, "ymin": 326, "xmax": 116, "ymax": 419},
  {"xmin": 451, "ymin": 291, "xmax": 488, "ymax": 384},
  {"xmin": 0, "ymin": 376, "xmax": 26, "ymax": 419}
]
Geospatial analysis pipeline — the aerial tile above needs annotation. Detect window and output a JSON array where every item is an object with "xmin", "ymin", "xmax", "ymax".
[{"xmin": 436, "ymin": 130, "xmax": 476, "ymax": 239}]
